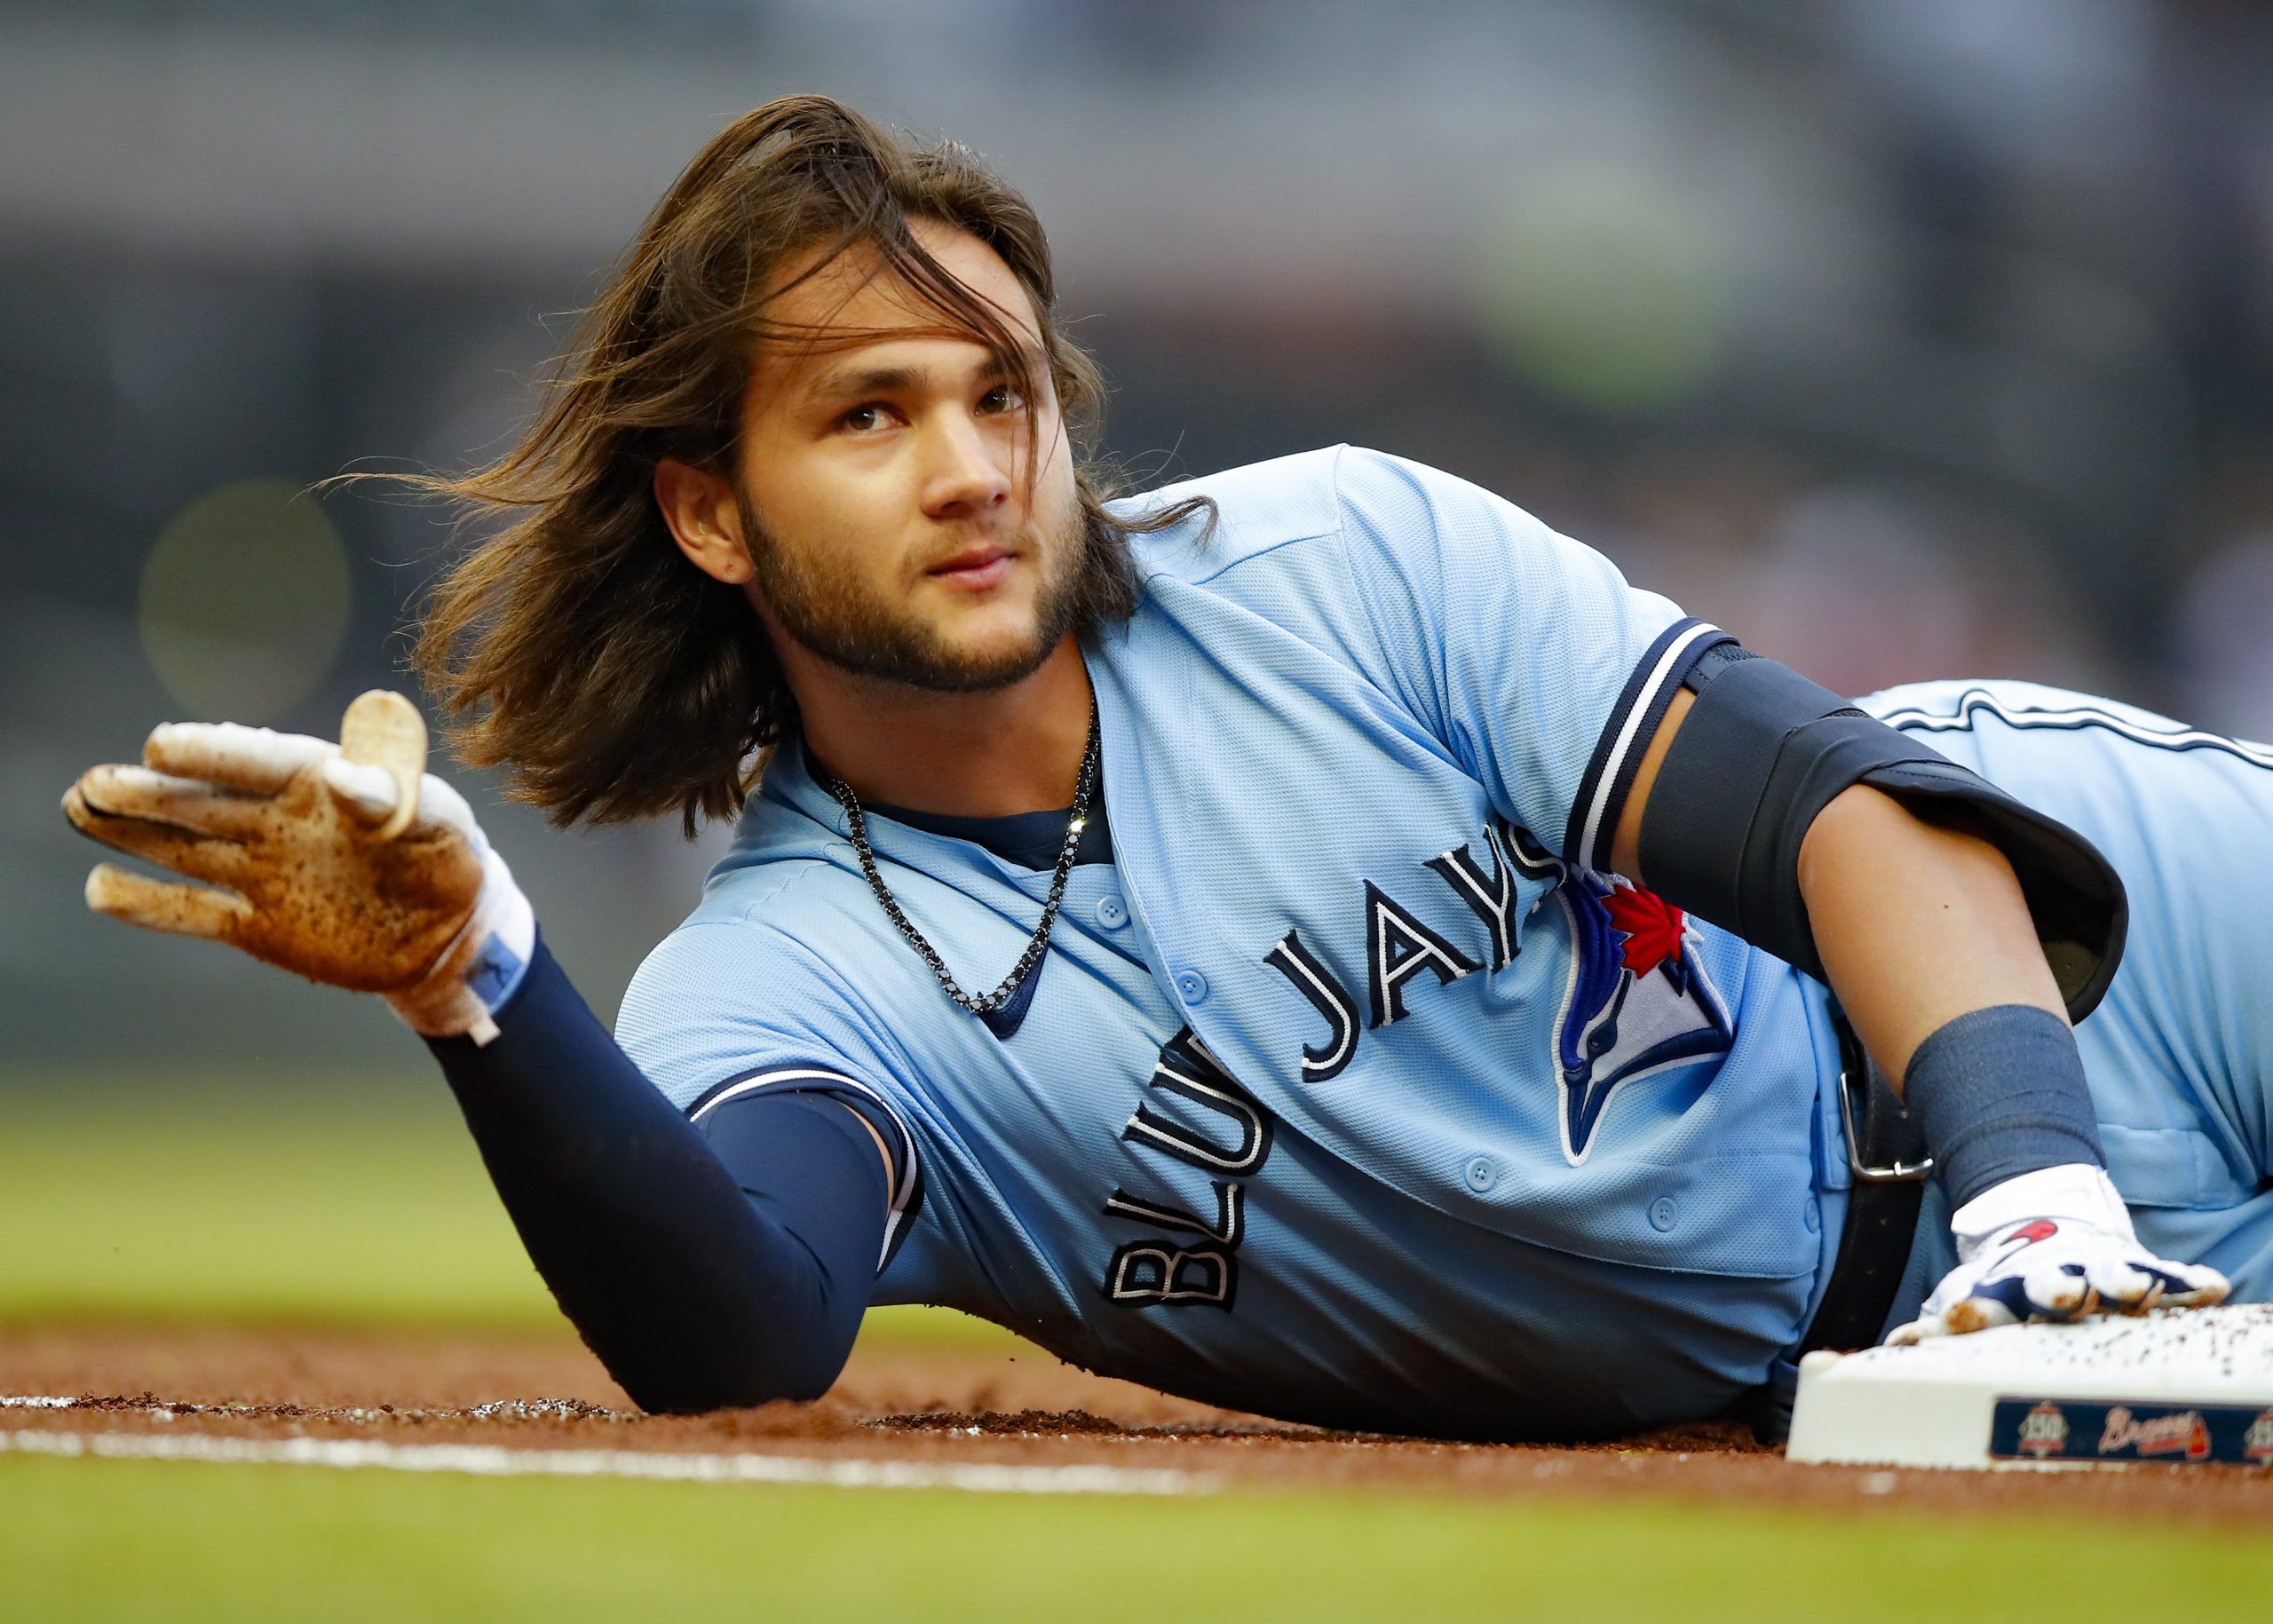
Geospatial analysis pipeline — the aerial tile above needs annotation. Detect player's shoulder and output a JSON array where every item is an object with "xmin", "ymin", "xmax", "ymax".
[
  {"xmin": 615, "ymin": 784, "xmax": 899, "ymax": 1081},
  {"xmin": 639, "ymin": 809, "xmax": 878, "ymax": 990},
  {"xmin": 617, "ymin": 883, "xmax": 899, "ymax": 1113},
  {"xmin": 1105, "ymin": 444, "xmax": 1342, "ymax": 585},
  {"xmin": 617, "ymin": 895, "xmax": 828, "ymax": 1061},
  {"xmin": 622, "ymin": 736, "xmax": 978, "ymax": 997},
  {"xmin": 1112, "ymin": 444, "xmax": 1542, "ymax": 587}
]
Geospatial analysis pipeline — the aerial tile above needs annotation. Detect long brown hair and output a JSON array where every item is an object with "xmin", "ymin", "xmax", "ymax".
[{"xmin": 396, "ymin": 96, "xmax": 1208, "ymax": 834}]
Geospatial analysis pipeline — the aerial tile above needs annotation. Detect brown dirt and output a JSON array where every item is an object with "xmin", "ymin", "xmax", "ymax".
[{"xmin": 2, "ymin": 1322, "xmax": 2269, "ymax": 1525}]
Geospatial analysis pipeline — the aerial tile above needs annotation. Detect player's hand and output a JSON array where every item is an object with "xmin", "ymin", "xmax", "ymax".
[
  {"xmin": 62, "ymin": 693, "xmax": 535, "ymax": 1043},
  {"xmin": 1886, "ymin": 1162, "xmax": 2228, "ymax": 1345}
]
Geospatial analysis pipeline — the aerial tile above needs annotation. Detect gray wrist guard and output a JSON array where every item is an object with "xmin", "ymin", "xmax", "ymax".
[{"xmin": 1904, "ymin": 1002, "xmax": 2106, "ymax": 1208}]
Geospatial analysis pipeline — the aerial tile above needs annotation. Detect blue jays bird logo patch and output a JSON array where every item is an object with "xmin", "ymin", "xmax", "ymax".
[{"xmin": 1548, "ymin": 873, "xmax": 1731, "ymax": 1163}]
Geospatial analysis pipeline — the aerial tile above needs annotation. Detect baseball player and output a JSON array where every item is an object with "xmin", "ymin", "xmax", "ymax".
[{"xmin": 65, "ymin": 99, "xmax": 2265, "ymax": 1442}]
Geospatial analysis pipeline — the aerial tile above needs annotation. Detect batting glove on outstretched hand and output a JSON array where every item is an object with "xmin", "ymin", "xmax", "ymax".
[
  {"xmin": 1886, "ymin": 1162, "xmax": 2229, "ymax": 1345},
  {"xmin": 62, "ymin": 693, "xmax": 535, "ymax": 1044}
]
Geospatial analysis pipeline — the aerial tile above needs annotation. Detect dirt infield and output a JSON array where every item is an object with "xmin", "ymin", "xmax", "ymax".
[{"xmin": 4, "ymin": 1323, "xmax": 2269, "ymax": 1522}]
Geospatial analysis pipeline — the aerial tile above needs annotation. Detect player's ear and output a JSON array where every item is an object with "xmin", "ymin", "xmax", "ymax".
[{"xmin": 653, "ymin": 457, "xmax": 755, "ymax": 585}]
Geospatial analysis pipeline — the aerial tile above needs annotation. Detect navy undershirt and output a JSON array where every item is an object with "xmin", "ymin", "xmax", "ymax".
[
  {"xmin": 424, "ymin": 786, "xmax": 1113, "ymax": 1413},
  {"xmin": 859, "ymin": 772, "xmax": 1116, "ymax": 870},
  {"xmin": 805, "ymin": 729, "xmax": 1113, "ymax": 868}
]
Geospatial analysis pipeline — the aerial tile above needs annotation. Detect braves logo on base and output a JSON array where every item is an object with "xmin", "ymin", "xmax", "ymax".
[{"xmin": 2097, "ymin": 1406, "xmax": 2213, "ymax": 1462}]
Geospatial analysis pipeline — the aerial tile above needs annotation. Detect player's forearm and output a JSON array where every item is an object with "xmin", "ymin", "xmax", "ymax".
[
  {"xmin": 1797, "ymin": 782, "xmax": 2066, "ymax": 1089},
  {"xmin": 425, "ymin": 937, "xmax": 883, "ymax": 1412}
]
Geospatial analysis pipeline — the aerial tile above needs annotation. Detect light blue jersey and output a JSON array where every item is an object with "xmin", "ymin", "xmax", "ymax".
[{"xmin": 618, "ymin": 447, "xmax": 2273, "ymax": 1439}]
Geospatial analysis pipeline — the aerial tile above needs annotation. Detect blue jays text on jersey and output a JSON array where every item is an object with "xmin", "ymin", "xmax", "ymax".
[{"xmin": 618, "ymin": 446, "xmax": 2273, "ymax": 1439}]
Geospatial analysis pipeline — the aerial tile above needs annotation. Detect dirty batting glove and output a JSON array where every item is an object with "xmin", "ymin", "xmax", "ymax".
[
  {"xmin": 1887, "ymin": 1162, "xmax": 2229, "ymax": 1345},
  {"xmin": 63, "ymin": 707, "xmax": 535, "ymax": 1045}
]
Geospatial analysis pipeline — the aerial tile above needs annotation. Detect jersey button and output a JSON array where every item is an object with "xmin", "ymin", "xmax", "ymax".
[
  {"xmin": 1095, "ymin": 895, "xmax": 1129, "ymax": 930},
  {"xmin": 1463, "ymin": 1155, "xmax": 1497, "ymax": 1193},
  {"xmin": 1174, "ymin": 969, "xmax": 1209, "ymax": 1005},
  {"xmin": 1648, "ymin": 1196, "xmax": 1679, "ymax": 1232}
]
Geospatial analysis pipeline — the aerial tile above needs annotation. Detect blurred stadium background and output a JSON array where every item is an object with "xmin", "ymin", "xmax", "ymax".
[{"xmin": 6, "ymin": 0, "xmax": 2273, "ymax": 1071}]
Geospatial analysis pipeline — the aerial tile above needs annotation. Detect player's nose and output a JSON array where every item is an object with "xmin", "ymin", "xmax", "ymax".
[{"xmin": 918, "ymin": 411, "xmax": 1013, "ymax": 521}]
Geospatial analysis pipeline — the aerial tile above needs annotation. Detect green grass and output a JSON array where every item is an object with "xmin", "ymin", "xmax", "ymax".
[
  {"xmin": 3, "ymin": 1453, "xmax": 2270, "ymax": 1622},
  {"xmin": 0, "ymin": 1077, "xmax": 1004, "ymax": 1346}
]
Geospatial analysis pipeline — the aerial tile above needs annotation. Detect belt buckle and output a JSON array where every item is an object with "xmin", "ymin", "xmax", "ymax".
[{"xmin": 1838, "ymin": 1060, "xmax": 1933, "ymax": 1184}]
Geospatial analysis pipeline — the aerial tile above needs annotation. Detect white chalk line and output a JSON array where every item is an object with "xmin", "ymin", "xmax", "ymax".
[
  {"xmin": 0, "ymin": 1423, "xmax": 1219, "ymax": 1499},
  {"xmin": 2, "ymin": 1393, "xmax": 614, "ymax": 1424}
]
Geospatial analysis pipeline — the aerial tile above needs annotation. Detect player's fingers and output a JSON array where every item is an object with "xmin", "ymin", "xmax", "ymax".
[
  {"xmin": 74, "ymin": 764, "xmax": 269, "ymax": 841},
  {"xmin": 2081, "ymin": 1257, "xmax": 2170, "ymax": 1314},
  {"xmin": 319, "ymin": 761, "xmax": 479, "ymax": 847},
  {"xmin": 83, "ymin": 862, "xmax": 249, "ymax": 942},
  {"xmin": 320, "ymin": 757, "xmax": 400, "ymax": 824},
  {"xmin": 1942, "ymin": 1284, "xmax": 2025, "ymax": 1335},
  {"xmin": 2016, "ymin": 1262, "xmax": 2095, "ymax": 1319},
  {"xmin": 2148, "ymin": 1261, "xmax": 2230, "ymax": 1310},
  {"xmin": 63, "ymin": 783, "xmax": 249, "ymax": 886},
  {"xmin": 337, "ymin": 690, "xmax": 424, "ymax": 840},
  {"xmin": 408, "ymin": 773, "xmax": 480, "ymax": 843},
  {"xmin": 144, "ymin": 722, "xmax": 331, "ymax": 793}
]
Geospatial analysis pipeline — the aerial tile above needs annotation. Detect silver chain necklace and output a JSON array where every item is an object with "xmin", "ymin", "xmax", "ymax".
[{"xmin": 823, "ymin": 695, "xmax": 1100, "ymax": 1016}]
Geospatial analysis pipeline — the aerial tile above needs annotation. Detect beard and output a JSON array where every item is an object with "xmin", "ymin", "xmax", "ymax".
[{"xmin": 737, "ymin": 490, "xmax": 1120, "ymax": 693}]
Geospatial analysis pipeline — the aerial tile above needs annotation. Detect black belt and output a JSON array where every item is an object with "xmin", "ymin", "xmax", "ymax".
[{"xmin": 1794, "ymin": 1014, "xmax": 1934, "ymax": 1355}]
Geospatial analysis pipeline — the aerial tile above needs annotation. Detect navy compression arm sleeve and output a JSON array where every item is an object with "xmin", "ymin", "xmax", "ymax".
[{"xmin": 424, "ymin": 937, "xmax": 887, "ymax": 1414}]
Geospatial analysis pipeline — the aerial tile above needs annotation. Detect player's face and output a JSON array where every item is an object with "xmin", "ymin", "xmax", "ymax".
[{"xmin": 729, "ymin": 222, "xmax": 1085, "ymax": 693}]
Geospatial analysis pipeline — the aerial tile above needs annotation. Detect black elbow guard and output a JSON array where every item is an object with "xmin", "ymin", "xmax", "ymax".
[{"xmin": 1635, "ymin": 644, "xmax": 2127, "ymax": 1020}]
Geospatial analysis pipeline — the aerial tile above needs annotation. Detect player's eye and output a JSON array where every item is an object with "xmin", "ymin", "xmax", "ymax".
[
  {"xmin": 978, "ymin": 384, "xmax": 1027, "ymax": 415},
  {"xmin": 836, "ymin": 403, "xmax": 896, "ymax": 433}
]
